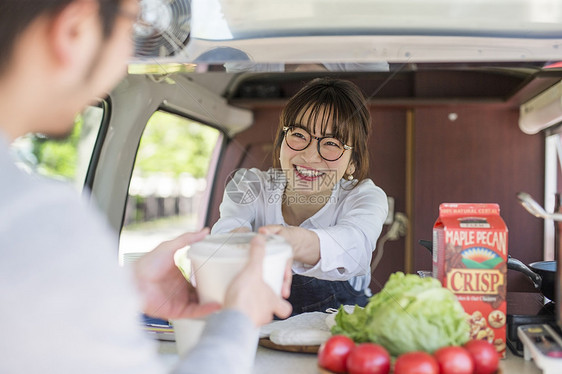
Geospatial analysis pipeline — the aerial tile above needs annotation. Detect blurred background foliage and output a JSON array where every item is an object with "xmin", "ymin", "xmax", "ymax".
[
  {"xmin": 135, "ymin": 111, "xmax": 219, "ymax": 179},
  {"xmin": 30, "ymin": 116, "xmax": 83, "ymax": 179},
  {"xmin": 28, "ymin": 110, "xmax": 219, "ymax": 181}
]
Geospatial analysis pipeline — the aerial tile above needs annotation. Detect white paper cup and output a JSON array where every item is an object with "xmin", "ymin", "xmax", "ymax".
[
  {"xmin": 186, "ymin": 233, "xmax": 292, "ymax": 304},
  {"xmin": 171, "ymin": 318, "xmax": 206, "ymax": 356}
]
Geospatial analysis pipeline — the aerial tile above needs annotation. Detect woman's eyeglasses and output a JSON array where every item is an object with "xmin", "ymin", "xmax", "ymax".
[{"xmin": 283, "ymin": 126, "xmax": 352, "ymax": 162}]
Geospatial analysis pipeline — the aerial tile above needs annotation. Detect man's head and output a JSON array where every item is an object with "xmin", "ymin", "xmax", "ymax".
[
  {"xmin": 0, "ymin": 0, "xmax": 125, "ymax": 75},
  {"xmin": 0, "ymin": 0, "xmax": 138, "ymax": 139}
]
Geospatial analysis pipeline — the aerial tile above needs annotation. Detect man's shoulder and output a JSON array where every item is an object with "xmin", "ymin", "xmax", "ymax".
[
  {"xmin": 1, "ymin": 169, "xmax": 81, "ymax": 210},
  {"xmin": 1, "ymin": 168, "xmax": 112, "ymax": 241}
]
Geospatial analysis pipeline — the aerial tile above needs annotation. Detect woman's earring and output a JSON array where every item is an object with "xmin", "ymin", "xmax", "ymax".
[{"xmin": 347, "ymin": 174, "xmax": 354, "ymax": 180}]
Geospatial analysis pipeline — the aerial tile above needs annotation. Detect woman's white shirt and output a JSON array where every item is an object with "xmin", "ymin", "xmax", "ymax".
[{"xmin": 211, "ymin": 168, "xmax": 388, "ymax": 293}]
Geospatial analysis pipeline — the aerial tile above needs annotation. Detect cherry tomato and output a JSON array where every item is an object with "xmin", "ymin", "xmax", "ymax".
[
  {"xmin": 433, "ymin": 346, "xmax": 474, "ymax": 374},
  {"xmin": 317, "ymin": 335, "xmax": 355, "ymax": 373},
  {"xmin": 463, "ymin": 340, "xmax": 500, "ymax": 374},
  {"xmin": 346, "ymin": 343, "xmax": 391, "ymax": 374},
  {"xmin": 394, "ymin": 351, "xmax": 439, "ymax": 374}
]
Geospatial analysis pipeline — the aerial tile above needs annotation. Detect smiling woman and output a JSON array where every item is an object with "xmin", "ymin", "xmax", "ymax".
[{"xmin": 211, "ymin": 78, "xmax": 388, "ymax": 315}]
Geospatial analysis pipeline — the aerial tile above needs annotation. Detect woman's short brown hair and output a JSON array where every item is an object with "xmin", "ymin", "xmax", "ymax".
[{"xmin": 272, "ymin": 77, "xmax": 371, "ymax": 183}]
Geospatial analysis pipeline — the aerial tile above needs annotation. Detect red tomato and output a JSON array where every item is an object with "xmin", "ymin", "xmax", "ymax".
[
  {"xmin": 433, "ymin": 346, "xmax": 474, "ymax": 374},
  {"xmin": 394, "ymin": 351, "xmax": 439, "ymax": 374},
  {"xmin": 463, "ymin": 340, "xmax": 500, "ymax": 374},
  {"xmin": 317, "ymin": 335, "xmax": 356, "ymax": 373},
  {"xmin": 346, "ymin": 343, "xmax": 391, "ymax": 374}
]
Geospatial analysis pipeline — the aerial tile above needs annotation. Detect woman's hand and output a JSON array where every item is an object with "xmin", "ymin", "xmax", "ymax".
[
  {"xmin": 134, "ymin": 228, "xmax": 221, "ymax": 320},
  {"xmin": 258, "ymin": 225, "xmax": 320, "ymax": 265}
]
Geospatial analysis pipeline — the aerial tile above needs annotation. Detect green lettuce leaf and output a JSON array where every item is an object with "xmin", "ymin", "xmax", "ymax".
[
  {"xmin": 331, "ymin": 305, "xmax": 369, "ymax": 342},
  {"xmin": 332, "ymin": 272, "xmax": 470, "ymax": 357}
]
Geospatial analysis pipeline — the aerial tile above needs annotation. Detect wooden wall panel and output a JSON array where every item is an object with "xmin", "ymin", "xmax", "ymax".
[
  {"xmin": 368, "ymin": 108, "xmax": 408, "ymax": 292},
  {"xmin": 413, "ymin": 105, "xmax": 545, "ymax": 292}
]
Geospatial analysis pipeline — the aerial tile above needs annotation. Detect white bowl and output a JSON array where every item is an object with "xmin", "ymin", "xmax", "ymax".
[{"xmin": 186, "ymin": 233, "xmax": 292, "ymax": 304}]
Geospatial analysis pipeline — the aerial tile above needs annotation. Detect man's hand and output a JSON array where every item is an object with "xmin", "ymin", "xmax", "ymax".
[
  {"xmin": 134, "ymin": 228, "xmax": 221, "ymax": 320},
  {"xmin": 224, "ymin": 235, "xmax": 293, "ymax": 326}
]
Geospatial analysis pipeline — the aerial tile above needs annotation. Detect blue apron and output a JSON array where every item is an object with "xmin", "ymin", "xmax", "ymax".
[{"xmin": 287, "ymin": 274, "xmax": 368, "ymax": 316}]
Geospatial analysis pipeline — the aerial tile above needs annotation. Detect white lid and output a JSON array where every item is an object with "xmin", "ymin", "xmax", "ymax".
[{"xmin": 187, "ymin": 233, "xmax": 291, "ymax": 260}]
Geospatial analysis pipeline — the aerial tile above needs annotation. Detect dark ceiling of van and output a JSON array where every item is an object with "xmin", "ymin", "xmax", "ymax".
[{"xmin": 224, "ymin": 63, "xmax": 562, "ymax": 108}]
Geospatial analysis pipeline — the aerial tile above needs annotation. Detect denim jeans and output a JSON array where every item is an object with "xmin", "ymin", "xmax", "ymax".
[{"xmin": 287, "ymin": 274, "xmax": 368, "ymax": 316}]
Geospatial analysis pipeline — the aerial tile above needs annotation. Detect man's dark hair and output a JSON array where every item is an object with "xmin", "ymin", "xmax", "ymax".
[{"xmin": 0, "ymin": 0, "xmax": 121, "ymax": 74}]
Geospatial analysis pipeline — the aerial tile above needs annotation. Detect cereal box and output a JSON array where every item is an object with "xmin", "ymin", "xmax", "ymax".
[{"xmin": 433, "ymin": 203, "xmax": 508, "ymax": 357}]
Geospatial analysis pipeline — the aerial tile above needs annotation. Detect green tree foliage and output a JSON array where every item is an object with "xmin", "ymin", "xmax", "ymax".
[
  {"xmin": 134, "ymin": 111, "xmax": 220, "ymax": 179},
  {"xmin": 31, "ymin": 115, "xmax": 83, "ymax": 180}
]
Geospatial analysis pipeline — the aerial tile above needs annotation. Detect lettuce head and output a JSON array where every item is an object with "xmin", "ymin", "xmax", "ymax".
[{"xmin": 331, "ymin": 272, "xmax": 469, "ymax": 356}]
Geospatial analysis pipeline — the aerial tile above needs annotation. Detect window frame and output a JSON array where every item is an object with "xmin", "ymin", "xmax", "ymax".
[
  {"xmin": 83, "ymin": 99, "xmax": 111, "ymax": 194},
  {"xmin": 118, "ymin": 105, "xmax": 226, "ymax": 240}
]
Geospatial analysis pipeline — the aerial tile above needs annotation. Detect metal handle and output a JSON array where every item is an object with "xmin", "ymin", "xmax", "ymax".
[
  {"xmin": 517, "ymin": 192, "xmax": 562, "ymax": 222},
  {"xmin": 418, "ymin": 239, "xmax": 433, "ymax": 253},
  {"xmin": 507, "ymin": 255, "xmax": 542, "ymax": 290}
]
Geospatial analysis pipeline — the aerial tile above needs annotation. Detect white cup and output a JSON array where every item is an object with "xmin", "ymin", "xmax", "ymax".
[
  {"xmin": 171, "ymin": 318, "xmax": 207, "ymax": 356},
  {"xmin": 186, "ymin": 233, "xmax": 292, "ymax": 304}
]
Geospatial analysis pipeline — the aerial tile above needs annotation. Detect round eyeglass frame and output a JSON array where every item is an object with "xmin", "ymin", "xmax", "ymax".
[{"xmin": 282, "ymin": 126, "xmax": 353, "ymax": 162}]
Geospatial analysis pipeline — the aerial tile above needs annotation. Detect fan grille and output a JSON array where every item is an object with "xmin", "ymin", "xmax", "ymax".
[{"xmin": 133, "ymin": 0, "xmax": 190, "ymax": 58}]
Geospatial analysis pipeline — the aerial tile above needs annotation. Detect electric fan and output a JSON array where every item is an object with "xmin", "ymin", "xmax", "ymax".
[{"xmin": 133, "ymin": 0, "xmax": 191, "ymax": 59}]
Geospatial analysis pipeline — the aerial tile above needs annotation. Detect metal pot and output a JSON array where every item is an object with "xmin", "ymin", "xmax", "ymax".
[{"xmin": 418, "ymin": 240, "xmax": 557, "ymax": 301}]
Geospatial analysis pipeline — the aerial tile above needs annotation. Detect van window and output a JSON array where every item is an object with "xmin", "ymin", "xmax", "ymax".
[
  {"xmin": 10, "ymin": 104, "xmax": 105, "ymax": 191},
  {"xmin": 119, "ymin": 110, "xmax": 221, "ymax": 265}
]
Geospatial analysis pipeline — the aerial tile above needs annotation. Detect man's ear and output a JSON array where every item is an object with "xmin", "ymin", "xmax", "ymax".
[{"xmin": 47, "ymin": 0, "xmax": 100, "ymax": 68}]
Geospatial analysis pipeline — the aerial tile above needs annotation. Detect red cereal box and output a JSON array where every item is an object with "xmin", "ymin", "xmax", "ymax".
[{"xmin": 433, "ymin": 203, "xmax": 508, "ymax": 357}]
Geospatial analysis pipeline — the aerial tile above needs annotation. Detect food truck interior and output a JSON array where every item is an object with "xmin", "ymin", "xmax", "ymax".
[{"xmin": 12, "ymin": 0, "xmax": 562, "ymax": 361}]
